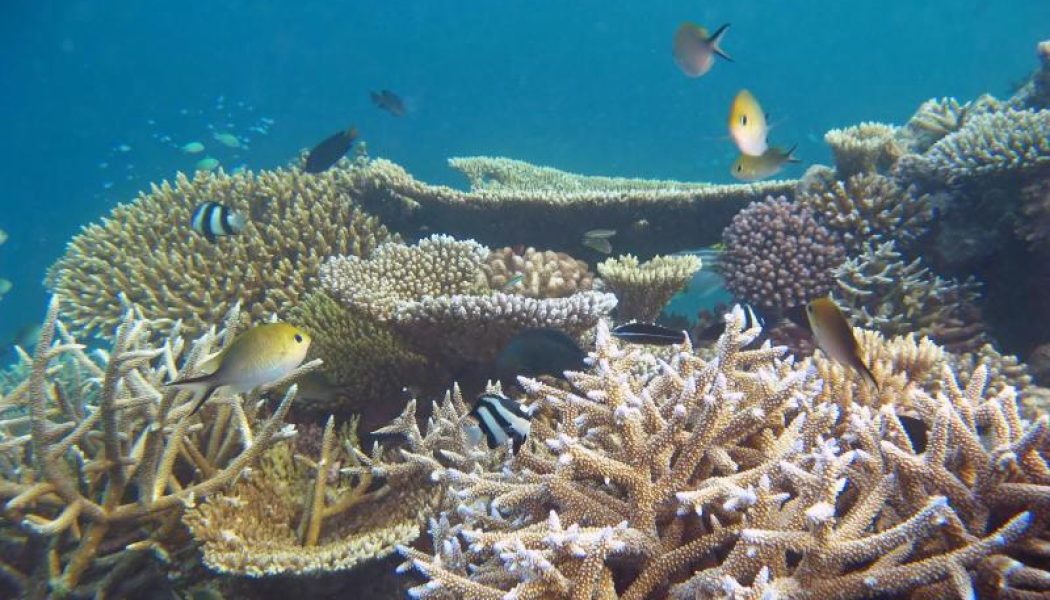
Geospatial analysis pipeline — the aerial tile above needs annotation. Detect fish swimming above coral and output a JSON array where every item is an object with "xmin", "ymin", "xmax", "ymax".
[
  {"xmin": 303, "ymin": 126, "xmax": 359, "ymax": 173},
  {"xmin": 611, "ymin": 322, "xmax": 688, "ymax": 345},
  {"xmin": 672, "ymin": 22, "xmax": 732, "ymax": 77},
  {"xmin": 370, "ymin": 89, "xmax": 406, "ymax": 116},
  {"xmin": 167, "ymin": 322, "xmax": 312, "ymax": 415},
  {"xmin": 213, "ymin": 131, "xmax": 242, "ymax": 148},
  {"xmin": 180, "ymin": 141, "xmax": 205, "ymax": 154},
  {"xmin": 469, "ymin": 392, "xmax": 532, "ymax": 452},
  {"xmin": 806, "ymin": 297, "xmax": 878, "ymax": 390},
  {"xmin": 195, "ymin": 156, "xmax": 220, "ymax": 171},
  {"xmin": 582, "ymin": 228, "xmax": 616, "ymax": 254},
  {"xmin": 728, "ymin": 89, "xmax": 769, "ymax": 156},
  {"xmin": 730, "ymin": 144, "xmax": 799, "ymax": 181},
  {"xmin": 190, "ymin": 201, "xmax": 247, "ymax": 242},
  {"xmin": 495, "ymin": 327, "xmax": 586, "ymax": 384}
]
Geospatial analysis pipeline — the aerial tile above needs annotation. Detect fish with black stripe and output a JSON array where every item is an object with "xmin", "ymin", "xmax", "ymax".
[
  {"xmin": 190, "ymin": 201, "xmax": 248, "ymax": 242},
  {"xmin": 469, "ymin": 392, "xmax": 532, "ymax": 453}
]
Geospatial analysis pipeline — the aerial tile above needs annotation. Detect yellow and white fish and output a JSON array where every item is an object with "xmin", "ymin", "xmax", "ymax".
[
  {"xmin": 806, "ymin": 297, "xmax": 878, "ymax": 391},
  {"xmin": 672, "ymin": 22, "xmax": 732, "ymax": 78},
  {"xmin": 728, "ymin": 89, "xmax": 769, "ymax": 157},
  {"xmin": 730, "ymin": 145, "xmax": 799, "ymax": 181},
  {"xmin": 167, "ymin": 322, "xmax": 312, "ymax": 414}
]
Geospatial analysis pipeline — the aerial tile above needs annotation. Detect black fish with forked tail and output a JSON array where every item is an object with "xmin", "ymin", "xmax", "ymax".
[
  {"xmin": 303, "ymin": 126, "xmax": 358, "ymax": 173},
  {"xmin": 611, "ymin": 322, "xmax": 688, "ymax": 346},
  {"xmin": 495, "ymin": 328, "xmax": 586, "ymax": 384}
]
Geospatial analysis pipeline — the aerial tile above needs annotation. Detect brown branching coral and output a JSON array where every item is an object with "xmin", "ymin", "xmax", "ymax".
[
  {"xmin": 183, "ymin": 416, "xmax": 436, "ymax": 576},
  {"xmin": 482, "ymin": 246, "xmax": 595, "ymax": 298},
  {"xmin": 722, "ymin": 196, "xmax": 846, "ymax": 309},
  {"xmin": 796, "ymin": 167, "xmax": 935, "ymax": 250},
  {"xmin": 596, "ymin": 253, "xmax": 701, "ymax": 322},
  {"xmin": 395, "ymin": 309, "xmax": 1050, "ymax": 600},
  {"xmin": 900, "ymin": 97, "xmax": 967, "ymax": 153},
  {"xmin": 0, "ymin": 297, "xmax": 319, "ymax": 598},
  {"xmin": 47, "ymin": 166, "xmax": 397, "ymax": 340},
  {"xmin": 832, "ymin": 240, "xmax": 988, "ymax": 351},
  {"xmin": 824, "ymin": 122, "xmax": 905, "ymax": 177}
]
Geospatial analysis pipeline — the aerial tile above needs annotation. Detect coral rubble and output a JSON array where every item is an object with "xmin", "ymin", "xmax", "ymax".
[{"xmin": 596, "ymin": 253, "xmax": 702, "ymax": 322}]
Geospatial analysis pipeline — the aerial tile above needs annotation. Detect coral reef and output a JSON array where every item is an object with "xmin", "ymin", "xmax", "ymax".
[
  {"xmin": 0, "ymin": 298, "xmax": 319, "ymax": 598},
  {"xmin": 183, "ymin": 417, "xmax": 436, "ymax": 576},
  {"xmin": 824, "ymin": 122, "xmax": 904, "ymax": 177},
  {"xmin": 482, "ymin": 246, "xmax": 595, "ymax": 298},
  {"xmin": 796, "ymin": 167, "xmax": 935, "ymax": 249},
  {"xmin": 396, "ymin": 309, "xmax": 1050, "ymax": 599},
  {"xmin": 346, "ymin": 158, "xmax": 797, "ymax": 258},
  {"xmin": 899, "ymin": 97, "xmax": 967, "ymax": 153},
  {"xmin": 721, "ymin": 196, "xmax": 847, "ymax": 309},
  {"xmin": 596, "ymin": 253, "xmax": 702, "ymax": 322},
  {"xmin": 1008, "ymin": 39, "xmax": 1050, "ymax": 110},
  {"xmin": 832, "ymin": 240, "xmax": 987, "ymax": 352},
  {"xmin": 449, "ymin": 156, "xmax": 719, "ymax": 193},
  {"xmin": 47, "ymin": 166, "xmax": 396, "ymax": 340},
  {"xmin": 1018, "ymin": 176, "xmax": 1050, "ymax": 253}
]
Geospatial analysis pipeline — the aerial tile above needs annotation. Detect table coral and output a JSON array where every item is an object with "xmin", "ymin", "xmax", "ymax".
[
  {"xmin": 721, "ymin": 195, "xmax": 846, "ymax": 309},
  {"xmin": 596, "ymin": 253, "xmax": 701, "ymax": 322},
  {"xmin": 47, "ymin": 166, "xmax": 396, "ymax": 340},
  {"xmin": 482, "ymin": 246, "xmax": 595, "ymax": 298},
  {"xmin": 393, "ymin": 308, "xmax": 1050, "ymax": 600},
  {"xmin": 0, "ymin": 298, "xmax": 318, "ymax": 598}
]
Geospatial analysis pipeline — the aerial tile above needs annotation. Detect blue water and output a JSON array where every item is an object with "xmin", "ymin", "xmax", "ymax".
[{"xmin": 1, "ymin": 0, "xmax": 1048, "ymax": 346}]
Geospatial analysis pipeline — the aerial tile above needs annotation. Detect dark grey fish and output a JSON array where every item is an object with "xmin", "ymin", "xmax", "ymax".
[
  {"xmin": 496, "ymin": 328, "xmax": 586, "ymax": 383},
  {"xmin": 611, "ymin": 322, "xmax": 687, "ymax": 346},
  {"xmin": 303, "ymin": 127, "xmax": 358, "ymax": 173},
  {"xmin": 370, "ymin": 90, "xmax": 406, "ymax": 117},
  {"xmin": 190, "ymin": 201, "xmax": 247, "ymax": 242},
  {"xmin": 470, "ymin": 393, "xmax": 531, "ymax": 452}
]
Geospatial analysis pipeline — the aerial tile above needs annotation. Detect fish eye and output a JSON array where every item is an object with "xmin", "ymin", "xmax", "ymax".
[
  {"xmin": 740, "ymin": 115, "xmax": 748, "ymax": 126},
  {"xmin": 736, "ymin": 165, "xmax": 743, "ymax": 172},
  {"xmin": 294, "ymin": 333, "xmax": 303, "ymax": 343}
]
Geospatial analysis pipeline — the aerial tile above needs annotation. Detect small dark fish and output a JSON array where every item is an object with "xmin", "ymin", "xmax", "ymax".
[
  {"xmin": 741, "ymin": 304, "xmax": 766, "ymax": 331},
  {"xmin": 370, "ymin": 90, "xmax": 406, "ymax": 117},
  {"xmin": 470, "ymin": 392, "xmax": 531, "ymax": 452},
  {"xmin": 806, "ymin": 297, "xmax": 878, "ymax": 391},
  {"xmin": 496, "ymin": 328, "xmax": 586, "ymax": 383},
  {"xmin": 303, "ymin": 127, "xmax": 358, "ymax": 173},
  {"xmin": 611, "ymin": 322, "xmax": 687, "ymax": 346},
  {"xmin": 191, "ymin": 202, "xmax": 247, "ymax": 242}
]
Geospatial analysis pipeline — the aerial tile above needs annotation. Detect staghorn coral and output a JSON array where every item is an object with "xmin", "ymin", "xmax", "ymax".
[
  {"xmin": 0, "ymin": 297, "xmax": 319, "ymax": 598},
  {"xmin": 47, "ymin": 166, "xmax": 396, "ymax": 340},
  {"xmin": 482, "ymin": 246, "xmax": 595, "ymax": 298},
  {"xmin": 596, "ymin": 253, "xmax": 701, "ymax": 322},
  {"xmin": 824, "ymin": 122, "xmax": 905, "ymax": 177},
  {"xmin": 319, "ymin": 234, "xmax": 490, "ymax": 320},
  {"xmin": 721, "ymin": 195, "xmax": 846, "ymax": 309},
  {"xmin": 900, "ymin": 97, "xmax": 967, "ymax": 153},
  {"xmin": 286, "ymin": 291, "xmax": 425, "ymax": 416},
  {"xmin": 796, "ymin": 167, "xmax": 935, "ymax": 249},
  {"xmin": 346, "ymin": 158, "xmax": 797, "ymax": 258},
  {"xmin": 897, "ymin": 108, "xmax": 1050, "ymax": 187},
  {"xmin": 394, "ymin": 308, "xmax": 1050, "ymax": 599},
  {"xmin": 832, "ymin": 240, "xmax": 987, "ymax": 352},
  {"xmin": 183, "ymin": 417, "xmax": 437, "ymax": 576}
]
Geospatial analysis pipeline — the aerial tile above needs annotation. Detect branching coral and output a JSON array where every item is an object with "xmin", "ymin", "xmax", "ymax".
[
  {"xmin": 596, "ymin": 253, "xmax": 701, "ymax": 322},
  {"xmin": 832, "ymin": 240, "xmax": 988, "ymax": 351},
  {"xmin": 900, "ymin": 97, "xmax": 967, "ymax": 153},
  {"xmin": 394, "ymin": 309, "xmax": 1050, "ymax": 600},
  {"xmin": 796, "ymin": 167, "xmax": 935, "ymax": 249},
  {"xmin": 824, "ymin": 122, "xmax": 905, "ymax": 177},
  {"xmin": 482, "ymin": 246, "xmax": 595, "ymax": 298},
  {"xmin": 47, "ymin": 166, "xmax": 396, "ymax": 340},
  {"xmin": 722, "ymin": 196, "xmax": 846, "ymax": 309},
  {"xmin": 183, "ymin": 416, "xmax": 436, "ymax": 576},
  {"xmin": 0, "ymin": 297, "xmax": 318, "ymax": 598}
]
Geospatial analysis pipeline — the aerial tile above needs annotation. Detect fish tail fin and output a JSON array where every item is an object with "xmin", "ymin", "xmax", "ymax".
[
  {"xmin": 187, "ymin": 386, "xmax": 218, "ymax": 417},
  {"xmin": 710, "ymin": 24, "xmax": 733, "ymax": 61},
  {"xmin": 786, "ymin": 143, "xmax": 801, "ymax": 163},
  {"xmin": 166, "ymin": 373, "xmax": 219, "ymax": 416},
  {"xmin": 858, "ymin": 362, "xmax": 879, "ymax": 393}
]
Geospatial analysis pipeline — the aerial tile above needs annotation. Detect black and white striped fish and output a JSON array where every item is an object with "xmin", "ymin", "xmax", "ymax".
[
  {"xmin": 469, "ymin": 393, "xmax": 531, "ymax": 453},
  {"xmin": 190, "ymin": 201, "xmax": 247, "ymax": 242}
]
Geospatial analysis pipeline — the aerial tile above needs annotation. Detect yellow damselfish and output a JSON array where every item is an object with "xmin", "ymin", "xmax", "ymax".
[
  {"xmin": 730, "ymin": 145, "xmax": 799, "ymax": 181},
  {"xmin": 168, "ymin": 322, "xmax": 312, "ymax": 414},
  {"xmin": 806, "ymin": 297, "xmax": 878, "ymax": 391},
  {"xmin": 728, "ymin": 89, "xmax": 769, "ymax": 157}
]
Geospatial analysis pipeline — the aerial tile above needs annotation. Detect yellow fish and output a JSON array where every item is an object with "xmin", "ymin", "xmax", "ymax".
[
  {"xmin": 728, "ymin": 89, "xmax": 769, "ymax": 156},
  {"xmin": 806, "ymin": 298, "xmax": 878, "ymax": 391},
  {"xmin": 672, "ymin": 22, "xmax": 732, "ymax": 78},
  {"xmin": 168, "ymin": 322, "xmax": 312, "ymax": 414},
  {"xmin": 730, "ymin": 145, "xmax": 799, "ymax": 181}
]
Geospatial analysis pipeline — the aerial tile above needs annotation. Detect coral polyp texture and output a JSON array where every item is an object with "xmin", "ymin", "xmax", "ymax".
[
  {"xmin": 394, "ymin": 309, "xmax": 1050, "ymax": 600},
  {"xmin": 482, "ymin": 246, "xmax": 595, "ymax": 298},
  {"xmin": 47, "ymin": 166, "xmax": 396, "ymax": 340},
  {"xmin": 721, "ymin": 195, "xmax": 847, "ymax": 309},
  {"xmin": 824, "ymin": 122, "xmax": 905, "ymax": 177},
  {"xmin": 596, "ymin": 253, "xmax": 702, "ymax": 322}
]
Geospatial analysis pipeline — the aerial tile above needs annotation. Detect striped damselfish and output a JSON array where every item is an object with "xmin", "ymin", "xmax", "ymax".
[{"xmin": 190, "ymin": 201, "xmax": 247, "ymax": 242}]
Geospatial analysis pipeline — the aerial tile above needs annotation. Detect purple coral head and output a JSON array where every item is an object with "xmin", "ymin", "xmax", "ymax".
[{"xmin": 721, "ymin": 195, "xmax": 846, "ymax": 310}]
